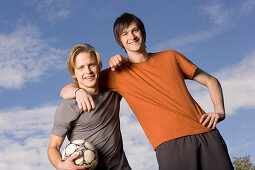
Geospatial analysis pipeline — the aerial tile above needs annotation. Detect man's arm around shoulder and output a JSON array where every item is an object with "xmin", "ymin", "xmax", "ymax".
[{"xmin": 60, "ymin": 82, "xmax": 95, "ymax": 112}]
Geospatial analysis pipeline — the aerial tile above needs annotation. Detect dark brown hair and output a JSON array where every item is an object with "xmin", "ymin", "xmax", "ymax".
[{"xmin": 113, "ymin": 13, "xmax": 146, "ymax": 49}]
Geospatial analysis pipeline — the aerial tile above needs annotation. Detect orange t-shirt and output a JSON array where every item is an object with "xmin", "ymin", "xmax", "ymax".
[{"xmin": 100, "ymin": 50, "xmax": 211, "ymax": 149}]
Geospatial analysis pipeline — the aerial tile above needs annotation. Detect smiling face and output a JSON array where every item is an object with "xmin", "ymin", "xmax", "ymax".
[
  {"xmin": 73, "ymin": 52, "xmax": 99, "ymax": 94},
  {"xmin": 120, "ymin": 22, "xmax": 146, "ymax": 54}
]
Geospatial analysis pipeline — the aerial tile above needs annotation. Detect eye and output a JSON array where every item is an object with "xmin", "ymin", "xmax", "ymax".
[
  {"xmin": 89, "ymin": 63, "xmax": 96, "ymax": 67},
  {"xmin": 122, "ymin": 32, "xmax": 127, "ymax": 37},
  {"xmin": 133, "ymin": 28, "xmax": 139, "ymax": 33},
  {"xmin": 77, "ymin": 66, "xmax": 84, "ymax": 70}
]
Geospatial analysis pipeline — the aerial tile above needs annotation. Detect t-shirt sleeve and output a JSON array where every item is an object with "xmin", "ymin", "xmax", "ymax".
[
  {"xmin": 51, "ymin": 102, "xmax": 77, "ymax": 137},
  {"xmin": 99, "ymin": 68, "xmax": 118, "ymax": 91},
  {"xmin": 171, "ymin": 50, "xmax": 197, "ymax": 79}
]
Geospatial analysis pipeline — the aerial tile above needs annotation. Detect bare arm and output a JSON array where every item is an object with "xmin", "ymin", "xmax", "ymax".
[
  {"xmin": 60, "ymin": 82, "xmax": 95, "ymax": 112},
  {"xmin": 47, "ymin": 135, "xmax": 90, "ymax": 169},
  {"xmin": 192, "ymin": 68, "xmax": 225, "ymax": 129},
  {"xmin": 47, "ymin": 135, "xmax": 65, "ymax": 168},
  {"xmin": 60, "ymin": 82, "xmax": 79, "ymax": 99}
]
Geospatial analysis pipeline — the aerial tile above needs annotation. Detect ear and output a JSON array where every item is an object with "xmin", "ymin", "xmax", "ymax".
[{"xmin": 71, "ymin": 73, "xmax": 76, "ymax": 79}]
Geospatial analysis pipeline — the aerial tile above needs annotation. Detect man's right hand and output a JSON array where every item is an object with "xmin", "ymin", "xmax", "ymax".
[
  {"xmin": 108, "ymin": 54, "xmax": 129, "ymax": 71},
  {"xmin": 76, "ymin": 88, "xmax": 95, "ymax": 112},
  {"xmin": 57, "ymin": 152, "xmax": 91, "ymax": 170}
]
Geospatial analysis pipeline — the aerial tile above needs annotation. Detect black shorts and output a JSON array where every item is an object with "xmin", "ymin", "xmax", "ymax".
[
  {"xmin": 96, "ymin": 151, "xmax": 131, "ymax": 170},
  {"xmin": 155, "ymin": 129, "xmax": 234, "ymax": 170}
]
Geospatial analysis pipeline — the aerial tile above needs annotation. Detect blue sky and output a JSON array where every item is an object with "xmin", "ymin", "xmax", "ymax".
[{"xmin": 0, "ymin": 0, "xmax": 255, "ymax": 169}]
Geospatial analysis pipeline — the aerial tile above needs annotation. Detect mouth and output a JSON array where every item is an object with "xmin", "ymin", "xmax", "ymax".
[
  {"xmin": 84, "ymin": 75, "xmax": 95, "ymax": 80},
  {"xmin": 128, "ymin": 39, "xmax": 139, "ymax": 45}
]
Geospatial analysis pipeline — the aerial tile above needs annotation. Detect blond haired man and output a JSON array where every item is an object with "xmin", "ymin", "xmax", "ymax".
[{"xmin": 47, "ymin": 44, "xmax": 131, "ymax": 170}]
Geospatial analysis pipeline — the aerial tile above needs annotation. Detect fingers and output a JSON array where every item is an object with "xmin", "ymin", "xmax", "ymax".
[
  {"xmin": 108, "ymin": 54, "xmax": 124, "ymax": 71},
  {"xmin": 76, "ymin": 89, "xmax": 96, "ymax": 112},
  {"xmin": 115, "ymin": 54, "xmax": 123, "ymax": 65},
  {"xmin": 68, "ymin": 152, "xmax": 80, "ymax": 161},
  {"xmin": 84, "ymin": 97, "xmax": 92, "ymax": 112},
  {"xmin": 212, "ymin": 118, "xmax": 218, "ymax": 129},
  {"xmin": 89, "ymin": 96, "xmax": 96, "ymax": 110},
  {"xmin": 113, "ymin": 55, "xmax": 122, "ymax": 66},
  {"xmin": 67, "ymin": 152, "xmax": 91, "ymax": 170},
  {"xmin": 199, "ymin": 114, "xmax": 206, "ymax": 124},
  {"xmin": 200, "ymin": 113, "xmax": 220, "ymax": 129},
  {"xmin": 207, "ymin": 116, "xmax": 215, "ymax": 129},
  {"xmin": 77, "ymin": 165, "xmax": 91, "ymax": 170}
]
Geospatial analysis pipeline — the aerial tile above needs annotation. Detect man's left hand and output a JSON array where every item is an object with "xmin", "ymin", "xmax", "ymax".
[{"xmin": 200, "ymin": 112, "xmax": 225, "ymax": 129}]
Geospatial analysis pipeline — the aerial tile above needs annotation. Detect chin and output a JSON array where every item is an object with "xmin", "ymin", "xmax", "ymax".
[
  {"xmin": 86, "ymin": 83, "xmax": 97, "ymax": 88},
  {"xmin": 79, "ymin": 81, "xmax": 96, "ymax": 88}
]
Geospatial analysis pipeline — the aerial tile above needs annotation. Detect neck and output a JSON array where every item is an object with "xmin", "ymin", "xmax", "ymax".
[
  {"xmin": 127, "ymin": 49, "xmax": 149, "ymax": 63},
  {"xmin": 79, "ymin": 85, "xmax": 99, "ymax": 95}
]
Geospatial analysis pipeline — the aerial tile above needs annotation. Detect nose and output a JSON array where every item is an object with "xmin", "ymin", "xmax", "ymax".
[
  {"xmin": 84, "ymin": 66, "xmax": 92, "ymax": 74},
  {"xmin": 128, "ymin": 32, "xmax": 136, "ymax": 40}
]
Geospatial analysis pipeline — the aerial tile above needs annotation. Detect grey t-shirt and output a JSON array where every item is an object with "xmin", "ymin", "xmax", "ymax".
[{"xmin": 51, "ymin": 88, "xmax": 131, "ymax": 169}]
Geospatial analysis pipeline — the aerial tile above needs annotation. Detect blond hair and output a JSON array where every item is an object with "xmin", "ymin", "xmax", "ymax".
[{"xmin": 67, "ymin": 43, "xmax": 102, "ymax": 82}]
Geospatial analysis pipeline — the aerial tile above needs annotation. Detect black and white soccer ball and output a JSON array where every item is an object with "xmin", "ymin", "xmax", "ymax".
[{"xmin": 62, "ymin": 139, "xmax": 98, "ymax": 169}]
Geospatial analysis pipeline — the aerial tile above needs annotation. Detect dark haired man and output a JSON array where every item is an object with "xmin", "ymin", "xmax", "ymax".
[{"xmin": 61, "ymin": 13, "xmax": 233, "ymax": 170}]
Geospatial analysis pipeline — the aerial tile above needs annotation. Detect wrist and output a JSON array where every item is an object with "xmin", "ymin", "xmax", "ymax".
[
  {"xmin": 75, "ymin": 88, "xmax": 83, "ymax": 96},
  {"xmin": 218, "ymin": 112, "xmax": 225, "ymax": 122}
]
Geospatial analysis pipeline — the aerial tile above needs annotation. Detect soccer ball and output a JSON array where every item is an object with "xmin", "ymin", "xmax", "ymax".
[{"xmin": 62, "ymin": 139, "xmax": 98, "ymax": 169}]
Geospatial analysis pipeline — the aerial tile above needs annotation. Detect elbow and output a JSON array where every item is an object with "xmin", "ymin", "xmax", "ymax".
[
  {"xmin": 207, "ymin": 75, "xmax": 221, "ymax": 87},
  {"xmin": 47, "ymin": 146, "xmax": 52, "ymax": 160},
  {"xmin": 212, "ymin": 76, "xmax": 221, "ymax": 87},
  {"xmin": 60, "ymin": 89, "xmax": 64, "ymax": 98}
]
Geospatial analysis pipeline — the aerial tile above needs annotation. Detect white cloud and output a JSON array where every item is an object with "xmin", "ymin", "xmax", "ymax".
[
  {"xmin": 0, "ymin": 105, "xmax": 55, "ymax": 170},
  {"xmin": 31, "ymin": 0, "xmax": 73, "ymax": 22},
  {"xmin": 151, "ymin": 2, "xmax": 231, "ymax": 52},
  {"xmin": 151, "ymin": 1, "xmax": 234, "ymax": 52},
  {"xmin": 0, "ymin": 99, "xmax": 158, "ymax": 170},
  {"xmin": 28, "ymin": 0, "xmax": 123, "ymax": 21},
  {"xmin": 201, "ymin": 1, "xmax": 232, "ymax": 25},
  {"xmin": 187, "ymin": 50, "xmax": 255, "ymax": 115},
  {"xmin": 0, "ymin": 25, "xmax": 66, "ymax": 89},
  {"xmin": 152, "ymin": 1, "xmax": 253, "ymax": 53},
  {"xmin": 151, "ymin": 28, "xmax": 221, "ymax": 52},
  {"xmin": 241, "ymin": 0, "xmax": 255, "ymax": 15}
]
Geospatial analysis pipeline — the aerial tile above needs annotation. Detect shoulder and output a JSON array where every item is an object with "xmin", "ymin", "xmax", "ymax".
[
  {"xmin": 100, "ymin": 67, "xmax": 111, "ymax": 75},
  {"xmin": 149, "ymin": 50, "xmax": 177, "ymax": 62},
  {"xmin": 99, "ymin": 88, "xmax": 122, "ymax": 100},
  {"xmin": 55, "ymin": 99, "xmax": 80, "ymax": 120},
  {"xmin": 100, "ymin": 67, "xmax": 120, "ymax": 79},
  {"xmin": 164, "ymin": 49, "xmax": 189, "ymax": 62},
  {"xmin": 100, "ymin": 67, "xmax": 120, "ymax": 76},
  {"xmin": 99, "ymin": 88, "xmax": 121, "ymax": 97},
  {"xmin": 150, "ymin": 49, "xmax": 177, "ymax": 58},
  {"xmin": 58, "ymin": 99, "xmax": 78, "ymax": 111}
]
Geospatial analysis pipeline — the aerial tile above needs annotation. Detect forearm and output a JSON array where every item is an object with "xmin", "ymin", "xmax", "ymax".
[
  {"xmin": 207, "ymin": 77, "xmax": 225, "ymax": 119},
  {"xmin": 47, "ymin": 147, "xmax": 63, "ymax": 169},
  {"xmin": 60, "ymin": 82, "xmax": 79, "ymax": 99}
]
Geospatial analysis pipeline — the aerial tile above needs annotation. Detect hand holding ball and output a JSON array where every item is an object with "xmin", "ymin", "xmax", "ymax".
[{"xmin": 62, "ymin": 140, "xmax": 98, "ymax": 169}]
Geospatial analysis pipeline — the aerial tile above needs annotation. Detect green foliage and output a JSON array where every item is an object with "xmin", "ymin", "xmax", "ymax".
[{"xmin": 233, "ymin": 155, "xmax": 255, "ymax": 170}]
